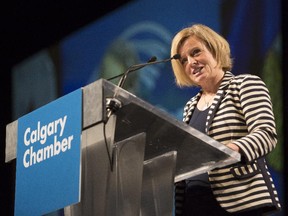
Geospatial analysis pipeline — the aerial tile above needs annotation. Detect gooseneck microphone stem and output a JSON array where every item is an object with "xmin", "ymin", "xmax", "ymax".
[
  {"xmin": 115, "ymin": 56, "xmax": 157, "ymax": 88},
  {"xmin": 105, "ymin": 53, "xmax": 181, "ymax": 119},
  {"xmin": 107, "ymin": 54, "xmax": 181, "ymax": 87},
  {"xmin": 105, "ymin": 57, "xmax": 156, "ymax": 119}
]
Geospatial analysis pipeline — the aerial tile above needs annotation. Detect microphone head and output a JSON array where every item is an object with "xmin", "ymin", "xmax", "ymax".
[
  {"xmin": 148, "ymin": 56, "xmax": 157, "ymax": 62},
  {"xmin": 172, "ymin": 53, "xmax": 181, "ymax": 60}
]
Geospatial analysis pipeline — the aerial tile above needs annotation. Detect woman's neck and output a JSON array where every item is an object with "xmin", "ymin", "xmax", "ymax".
[{"xmin": 202, "ymin": 70, "xmax": 225, "ymax": 94}]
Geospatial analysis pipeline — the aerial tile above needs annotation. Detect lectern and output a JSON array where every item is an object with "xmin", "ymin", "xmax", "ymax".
[{"xmin": 6, "ymin": 79, "xmax": 240, "ymax": 216}]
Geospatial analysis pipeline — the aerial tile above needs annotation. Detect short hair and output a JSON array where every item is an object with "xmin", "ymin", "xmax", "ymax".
[{"xmin": 171, "ymin": 24, "xmax": 233, "ymax": 87}]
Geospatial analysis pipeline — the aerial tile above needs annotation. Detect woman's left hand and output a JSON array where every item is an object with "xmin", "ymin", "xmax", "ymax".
[{"xmin": 226, "ymin": 143, "xmax": 240, "ymax": 152}]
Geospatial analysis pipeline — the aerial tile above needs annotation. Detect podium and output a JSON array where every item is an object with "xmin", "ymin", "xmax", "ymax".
[{"xmin": 6, "ymin": 79, "xmax": 240, "ymax": 216}]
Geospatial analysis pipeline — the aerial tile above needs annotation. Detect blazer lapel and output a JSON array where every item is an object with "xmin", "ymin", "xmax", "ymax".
[{"xmin": 206, "ymin": 71, "xmax": 234, "ymax": 134}]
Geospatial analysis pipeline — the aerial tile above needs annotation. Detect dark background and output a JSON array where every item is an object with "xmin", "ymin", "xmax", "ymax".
[
  {"xmin": 0, "ymin": 1, "xmax": 132, "ymax": 215},
  {"xmin": 0, "ymin": 0, "xmax": 287, "ymax": 215}
]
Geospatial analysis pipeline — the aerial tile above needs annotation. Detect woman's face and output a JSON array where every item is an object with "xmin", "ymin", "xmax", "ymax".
[{"xmin": 178, "ymin": 36, "xmax": 222, "ymax": 87}]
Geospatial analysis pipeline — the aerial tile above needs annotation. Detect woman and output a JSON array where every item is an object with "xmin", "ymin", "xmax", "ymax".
[{"xmin": 171, "ymin": 24, "xmax": 281, "ymax": 215}]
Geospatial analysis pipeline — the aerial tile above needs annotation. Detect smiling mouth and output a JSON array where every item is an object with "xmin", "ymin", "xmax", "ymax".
[{"xmin": 193, "ymin": 67, "xmax": 203, "ymax": 75}]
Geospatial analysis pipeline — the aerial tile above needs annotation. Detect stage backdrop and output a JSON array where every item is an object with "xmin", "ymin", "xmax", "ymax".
[{"xmin": 12, "ymin": 0, "xmax": 283, "ymax": 215}]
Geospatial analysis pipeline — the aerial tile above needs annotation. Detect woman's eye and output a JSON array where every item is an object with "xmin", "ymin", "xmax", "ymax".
[
  {"xmin": 180, "ymin": 58, "xmax": 187, "ymax": 65},
  {"xmin": 192, "ymin": 49, "xmax": 201, "ymax": 56}
]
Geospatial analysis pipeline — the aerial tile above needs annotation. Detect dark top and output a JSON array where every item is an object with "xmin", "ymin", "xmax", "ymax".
[
  {"xmin": 187, "ymin": 106, "xmax": 209, "ymax": 186},
  {"xmin": 189, "ymin": 106, "xmax": 209, "ymax": 133}
]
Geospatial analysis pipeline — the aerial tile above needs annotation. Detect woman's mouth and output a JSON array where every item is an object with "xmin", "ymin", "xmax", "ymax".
[{"xmin": 193, "ymin": 67, "xmax": 203, "ymax": 75}]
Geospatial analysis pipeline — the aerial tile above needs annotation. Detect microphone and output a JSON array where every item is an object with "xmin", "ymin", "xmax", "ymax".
[
  {"xmin": 116, "ymin": 56, "xmax": 157, "ymax": 88},
  {"xmin": 107, "ymin": 56, "xmax": 157, "ymax": 82},
  {"xmin": 105, "ymin": 53, "xmax": 180, "ymax": 119},
  {"xmin": 108, "ymin": 54, "xmax": 181, "ymax": 88},
  {"xmin": 105, "ymin": 56, "xmax": 157, "ymax": 119}
]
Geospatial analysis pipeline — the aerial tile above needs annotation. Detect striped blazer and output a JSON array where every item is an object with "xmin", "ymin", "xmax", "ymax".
[{"xmin": 182, "ymin": 71, "xmax": 281, "ymax": 213}]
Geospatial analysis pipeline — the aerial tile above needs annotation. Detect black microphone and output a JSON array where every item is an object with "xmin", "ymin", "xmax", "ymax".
[
  {"xmin": 116, "ymin": 56, "xmax": 157, "ymax": 88},
  {"xmin": 108, "ymin": 54, "xmax": 181, "ymax": 88},
  {"xmin": 107, "ymin": 56, "xmax": 157, "ymax": 82},
  {"xmin": 126, "ymin": 54, "xmax": 181, "ymax": 75},
  {"xmin": 105, "ymin": 53, "xmax": 180, "ymax": 119}
]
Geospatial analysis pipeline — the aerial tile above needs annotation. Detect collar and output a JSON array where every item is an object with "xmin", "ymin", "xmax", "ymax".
[{"xmin": 218, "ymin": 71, "xmax": 234, "ymax": 90}]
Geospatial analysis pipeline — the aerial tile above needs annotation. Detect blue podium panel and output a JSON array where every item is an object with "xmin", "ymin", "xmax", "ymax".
[{"xmin": 15, "ymin": 89, "xmax": 82, "ymax": 216}]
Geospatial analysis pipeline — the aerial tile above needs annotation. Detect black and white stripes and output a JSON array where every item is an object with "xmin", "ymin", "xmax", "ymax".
[{"xmin": 182, "ymin": 71, "xmax": 281, "ymax": 214}]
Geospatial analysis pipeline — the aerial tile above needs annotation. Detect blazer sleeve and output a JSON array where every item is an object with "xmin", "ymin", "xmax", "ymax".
[{"xmin": 232, "ymin": 74, "xmax": 277, "ymax": 162}]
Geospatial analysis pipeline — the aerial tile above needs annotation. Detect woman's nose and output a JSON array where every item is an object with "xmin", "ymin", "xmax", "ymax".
[{"xmin": 187, "ymin": 56, "xmax": 197, "ymax": 65}]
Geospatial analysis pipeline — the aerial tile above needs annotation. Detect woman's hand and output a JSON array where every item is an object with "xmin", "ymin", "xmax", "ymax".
[{"xmin": 226, "ymin": 143, "xmax": 240, "ymax": 152}]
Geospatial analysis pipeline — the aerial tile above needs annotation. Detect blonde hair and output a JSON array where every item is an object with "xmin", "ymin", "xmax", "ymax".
[{"xmin": 171, "ymin": 24, "xmax": 233, "ymax": 87}]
